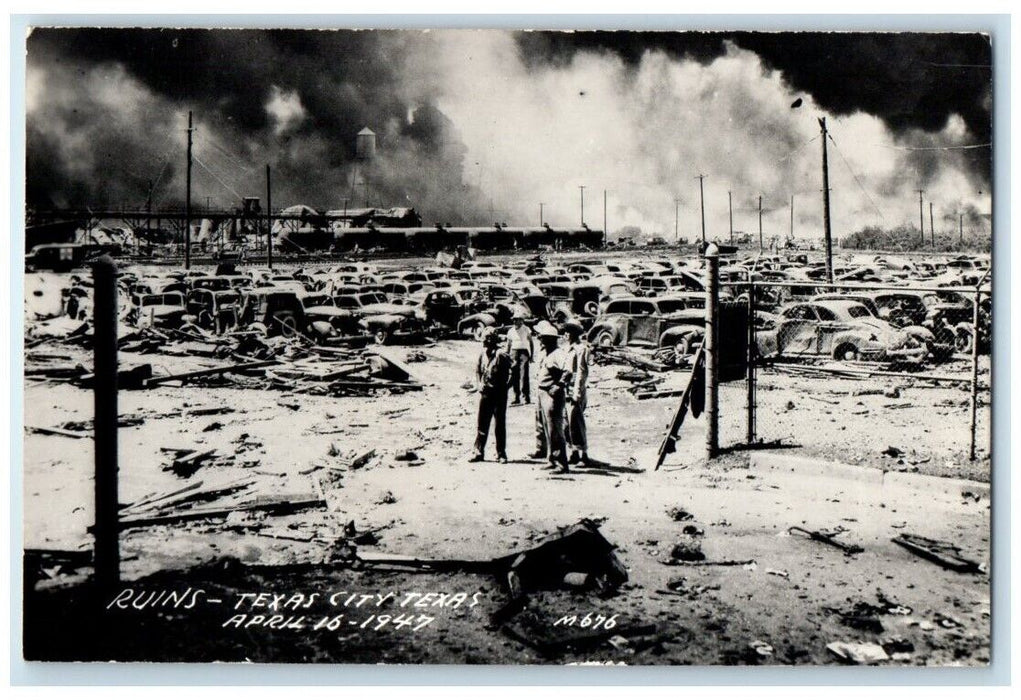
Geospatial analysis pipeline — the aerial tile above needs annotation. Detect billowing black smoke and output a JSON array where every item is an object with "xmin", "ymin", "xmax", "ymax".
[
  {"xmin": 26, "ymin": 28, "xmax": 992, "ymax": 232},
  {"xmin": 26, "ymin": 28, "xmax": 487, "ymax": 221}
]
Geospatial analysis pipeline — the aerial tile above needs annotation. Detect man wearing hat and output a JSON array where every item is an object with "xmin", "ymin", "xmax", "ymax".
[
  {"xmin": 530, "ymin": 320, "xmax": 573, "ymax": 473},
  {"xmin": 470, "ymin": 328, "xmax": 512, "ymax": 463},
  {"xmin": 506, "ymin": 313, "xmax": 533, "ymax": 405},
  {"xmin": 563, "ymin": 321, "xmax": 591, "ymax": 466}
]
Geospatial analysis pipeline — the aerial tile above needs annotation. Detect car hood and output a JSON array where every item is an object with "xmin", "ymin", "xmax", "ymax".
[
  {"xmin": 305, "ymin": 306, "xmax": 354, "ymax": 318},
  {"xmin": 360, "ymin": 303, "xmax": 416, "ymax": 316}
]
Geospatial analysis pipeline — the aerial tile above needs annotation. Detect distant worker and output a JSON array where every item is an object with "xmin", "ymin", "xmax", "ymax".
[
  {"xmin": 530, "ymin": 321, "xmax": 573, "ymax": 473},
  {"xmin": 469, "ymin": 329, "xmax": 512, "ymax": 464},
  {"xmin": 506, "ymin": 313, "xmax": 533, "ymax": 405},
  {"xmin": 563, "ymin": 321, "xmax": 591, "ymax": 467}
]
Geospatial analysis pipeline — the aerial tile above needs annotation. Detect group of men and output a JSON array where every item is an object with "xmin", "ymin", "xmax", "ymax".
[{"xmin": 470, "ymin": 314, "xmax": 591, "ymax": 474}]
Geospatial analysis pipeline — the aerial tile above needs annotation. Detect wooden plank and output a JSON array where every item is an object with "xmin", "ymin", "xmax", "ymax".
[
  {"xmin": 114, "ymin": 496, "xmax": 326, "ymax": 530},
  {"xmin": 144, "ymin": 359, "xmax": 280, "ymax": 387}
]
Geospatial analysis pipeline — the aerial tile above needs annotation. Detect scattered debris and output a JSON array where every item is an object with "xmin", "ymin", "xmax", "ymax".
[
  {"xmin": 666, "ymin": 507, "xmax": 694, "ymax": 522},
  {"xmin": 749, "ymin": 640, "xmax": 774, "ymax": 658},
  {"xmin": 826, "ymin": 641, "xmax": 890, "ymax": 665},
  {"xmin": 892, "ymin": 533, "xmax": 985, "ymax": 574},
  {"xmin": 788, "ymin": 526, "xmax": 863, "ymax": 556}
]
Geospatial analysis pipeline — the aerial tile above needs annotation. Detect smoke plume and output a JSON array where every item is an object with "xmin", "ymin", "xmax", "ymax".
[{"xmin": 26, "ymin": 28, "xmax": 991, "ymax": 239}]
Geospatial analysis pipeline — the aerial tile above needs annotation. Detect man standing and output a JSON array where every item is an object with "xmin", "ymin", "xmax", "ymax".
[
  {"xmin": 506, "ymin": 313, "xmax": 533, "ymax": 405},
  {"xmin": 563, "ymin": 321, "xmax": 591, "ymax": 467},
  {"xmin": 529, "ymin": 321, "xmax": 573, "ymax": 474},
  {"xmin": 470, "ymin": 329, "xmax": 512, "ymax": 464}
]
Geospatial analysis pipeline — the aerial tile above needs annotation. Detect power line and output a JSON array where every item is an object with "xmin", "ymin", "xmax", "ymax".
[
  {"xmin": 192, "ymin": 154, "xmax": 243, "ymax": 201},
  {"xmin": 825, "ymin": 132, "xmax": 884, "ymax": 221},
  {"xmin": 876, "ymin": 143, "xmax": 991, "ymax": 151}
]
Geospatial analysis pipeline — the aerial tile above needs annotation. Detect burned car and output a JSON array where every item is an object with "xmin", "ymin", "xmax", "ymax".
[
  {"xmin": 587, "ymin": 295, "xmax": 705, "ymax": 355},
  {"xmin": 126, "ymin": 292, "xmax": 188, "ymax": 329},
  {"xmin": 184, "ymin": 288, "xmax": 241, "ymax": 333},
  {"xmin": 332, "ymin": 291, "xmax": 426, "ymax": 344},
  {"xmin": 756, "ymin": 299, "xmax": 932, "ymax": 363},
  {"xmin": 540, "ymin": 282, "xmax": 603, "ymax": 326},
  {"xmin": 238, "ymin": 289, "xmax": 364, "ymax": 340}
]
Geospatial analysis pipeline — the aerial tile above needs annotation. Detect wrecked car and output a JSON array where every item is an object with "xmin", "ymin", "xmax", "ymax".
[
  {"xmin": 587, "ymin": 296, "xmax": 705, "ymax": 354},
  {"xmin": 756, "ymin": 299, "xmax": 932, "ymax": 362}
]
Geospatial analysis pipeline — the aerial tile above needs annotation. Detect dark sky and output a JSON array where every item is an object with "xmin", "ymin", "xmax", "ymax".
[{"xmin": 25, "ymin": 28, "xmax": 992, "ymax": 227}]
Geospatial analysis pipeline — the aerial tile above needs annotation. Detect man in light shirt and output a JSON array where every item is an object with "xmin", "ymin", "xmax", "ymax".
[
  {"xmin": 563, "ymin": 321, "xmax": 591, "ymax": 467},
  {"xmin": 506, "ymin": 313, "xmax": 533, "ymax": 405},
  {"xmin": 529, "ymin": 321, "xmax": 573, "ymax": 474}
]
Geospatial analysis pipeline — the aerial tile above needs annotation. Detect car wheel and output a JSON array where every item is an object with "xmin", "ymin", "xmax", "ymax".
[
  {"xmin": 583, "ymin": 301, "xmax": 599, "ymax": 316},
  {"xmin": 833, "ymin": 342, "xmax": 859, "ymax": 361},
  {"xmin": 673, "ymin": 336, "xmax": 691, "ymax": 358},
  {"xmin": 276, "ymin": 312, "xmax": 299, "ymax": 338},
  {"xmin": 473, "ymin": 324, "xmax": 488, "ymax": 341},
  {"xmin": 374, "ymin": 329, "xmax": 389, "ymax": 345},
  {"xmin": 955, "ymin": 328, "xmax": 973, "ymax": 353},
  {"xmin": 594, "ymin": 330, "xmax": 616, "ymax": 347}
]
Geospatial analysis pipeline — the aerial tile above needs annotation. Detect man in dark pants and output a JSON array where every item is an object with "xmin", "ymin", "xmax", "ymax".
[
  {"xmin": 529, "ymin": 321, "xmax": 573, "ymax": 474},
  {"xmin": 506, "ymin": 313, "xmax": 533, "ymax": 404},
  {"xmin": 470, "ymin": 329, "xmax": 512, "ymax": 463}
]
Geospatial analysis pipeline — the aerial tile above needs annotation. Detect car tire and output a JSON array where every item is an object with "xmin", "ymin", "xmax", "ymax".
[
  {"xmin": 275, "ymin": 312, "xmax": 299, "ymax": 338},
  {"xmin": 955, "ymin": 328, "xmax": 973, "ymax": 353},
  {"xmin": 594, "ymin": 330, "xmax": 616, "ymax": 347},
  {"xmin": 373, "ymin": 329, "xmax": 389, "ymax": 345},
  {"xmin": 473, "ymin": 324, "xmax": 488, "ymax": 341},
  {"xmin": 833, "ymin": 342, "xmax": 859, "ymax": 361},
  {"xmin": 583, "ymin": 301, "xmax": 599, "ymax": 316},
  {"xmin": 673, "ymin": 336, "xmax": 691, "ymax": 358}
]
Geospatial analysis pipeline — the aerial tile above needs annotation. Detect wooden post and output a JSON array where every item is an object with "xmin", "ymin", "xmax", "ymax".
[
  {"xmin": 728, "ymin": 190, "xmax": 734, "ymax": 244},
  {"xmin": 819, "ymin": 117, "xmax": 833, "ymax": 283},
  {"xmin": 92, "ymin": 255, "xmax": 120, "ymax": 589},
  {"xmin": 969, "ymin": 288, "xmax": 982, "ymax": 461},
  {"xmin": 746, "ymin": 278, "xmax": 756, "ymax": 445},
  {"xmin": 185, "ymin": 110, "xmax": 193, "ymax": 270},
  {"xmin": 917, "ymin": 189, "xmax": 925, "ymax": 246},
  {"xmin": 930, "ymin": 201, "xmax": 935, "ymax": 248},
  {"xmin": 266, "ymin": 164, "xmax": 273, "ymax": 270},
  {"xmin": 704, "ymin": 243, "xmax": 720, "ymax": 459},
  {"xmin": 758, "ymin": 195, "xmax": 763, "ymax": 254},
  {"xmin": 697, "ymin": 174, "xmax": 707, "ymax": 248}
]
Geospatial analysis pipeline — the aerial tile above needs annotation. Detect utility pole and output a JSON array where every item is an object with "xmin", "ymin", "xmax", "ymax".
[
  {"xmin": 266, "ymin": 164, "xmax": 273, "ymax": 270},
  {"xmin": 728, "ymin": 190, "xmax": 734, "ymax": 244},
  {"xmin": 92, "ymin": 255, "xmax": 119, "ymax": 590},
  {"xmin": 145, "ymin": 179, "xmax": 153, "ymax": 255},
  {"xmin": 579, "ymin": 185, "xmax": 586, "ymax": 226},
  {"xmin": 539, "ymin": 202, "xmax": 545, "ymax": 227},
  {"xmin": 960, "ymin": 212, "xmax": 964, "ymax": 244},
  {"xmin": 930, "ymin": 201, "xmax": 935, "ymax": 247},
  {"xmin": 696, "ymin": 174, "xmax": 707, "ymax": 249},
  {"xmin": 603, "ymin": 189, "xmax": 607, "ymax": 236},
  {"xmin": 790, "ymin": 195, "xmax": 795, "ymax": 240},
  {"xmin": 819, "ymin": 117, "xmax": 833, "ymax": 283},
  {"xmin": 674, "ymin": 198, "xmax": 680, "ymax": 243},
  {"xmin": 916, "ymin": 189, "xmax": 925, "ymax": 245},
  {"xmin": 758, "ymin": 195, "xmax": 764, "ymax": 254},
  {"xmin": 185, "ymin": 110, "xmax": 193, "ymax": 270}
]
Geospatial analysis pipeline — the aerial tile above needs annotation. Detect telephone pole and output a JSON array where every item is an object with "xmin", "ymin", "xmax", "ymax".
[
  {"xmin": 728, "ymin": 190, "xmax": 734, "ymax": 244},
  {"xmin": 603, "ymin": 189, "xmax": 607, "ymax": 236},
  {"xmin": 539, "ymin": 202, "xmax": 545, "ymax": 227},
  {"xmin": 929, "ymin": 201, "xmax": 935, "ymax": 247},
  {"xmin": 696, "ymin": 174, "xmax": 707, "ymax": 248},
  {"xmin": 266, "ymin": 164, "xmax": 273, "ymax": 270},
  {"xmin": 917, "ymin": 189, "xmax": 925, "ymax": 245},
  {"xmin": 579, "ymin": 185, "xmax": 586, "ymax": 226},
  {"xmin": 674, "ymin": 198, "xmax": 680, "ymax": 242},
  {"xmin": 960, "ymin": 212, "xmax": 964, "ymax": 244},
  {"xmin": 819, "ymin": 117, "xmax": 833, "ymax": 283},
  {"xmin": 758, "ymin": 195, "xmax": 764, "ymax": 254},
  {"xmin": 185, "ymin": 110, "xmax": 193, "ymax": 269},
  {"xmin": 790, "ymin": 195, "xmax": 795, "ymax": 240}
]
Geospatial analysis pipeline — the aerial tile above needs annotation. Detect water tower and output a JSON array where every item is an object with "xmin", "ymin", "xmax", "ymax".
[{"xmin": 356, "ymin": 127, "xmax": 376, "ymax": 161}]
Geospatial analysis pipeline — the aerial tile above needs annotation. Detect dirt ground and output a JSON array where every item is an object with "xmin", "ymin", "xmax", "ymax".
[{"xmin": 21, "ymin": 318, "xmax": 992, "ymax": 664}]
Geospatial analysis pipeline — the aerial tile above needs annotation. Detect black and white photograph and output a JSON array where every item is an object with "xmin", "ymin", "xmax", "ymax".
[{"xmin": 18, "ymin": 23, "xmax": 996, "ymax": 667}]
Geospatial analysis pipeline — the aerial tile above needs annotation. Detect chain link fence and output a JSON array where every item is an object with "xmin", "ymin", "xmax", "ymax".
[{"xmin": 712, "ymin": 277, "xmax": 991, "ymax": 479}]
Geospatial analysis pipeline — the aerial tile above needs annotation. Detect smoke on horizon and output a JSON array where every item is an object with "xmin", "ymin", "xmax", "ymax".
[{"xmin": 26, "ymin": 28, "xmax": 991, "ymax": 239}]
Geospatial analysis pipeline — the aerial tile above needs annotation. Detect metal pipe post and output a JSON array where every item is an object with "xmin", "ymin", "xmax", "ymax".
[
  {"xmin": 746, "ymin": 278, "xmax": 756, "ymax": 445},
  {"xmin": 92, "ymin": 255, "xmax": 120, "ymax": 589},
  {"xmin": 969, "ymin": 288, "xmax": 982, "ymax": 460},
  {"xmin": 704, "ymin": 243, "xmax": 720, "ymax": 459}
]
